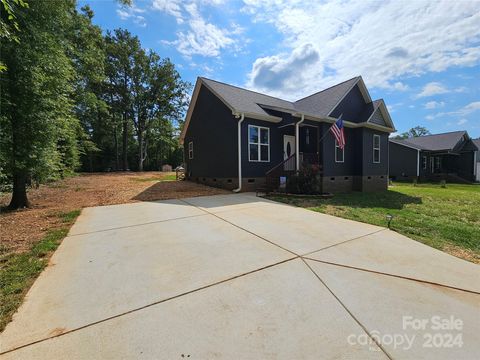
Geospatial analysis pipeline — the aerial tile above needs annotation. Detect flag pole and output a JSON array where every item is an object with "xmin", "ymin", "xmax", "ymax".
[{"xmin": 318, "ymin": 114, "xmax": 343, "ymax": 145}]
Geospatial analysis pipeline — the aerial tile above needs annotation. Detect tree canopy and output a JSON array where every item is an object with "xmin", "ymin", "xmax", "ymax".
[
  {"xmin": 394, "ymin": 126, "xmax": 431, "ymax": 139},
  {"xmin": 0, "ymin": 1, "xmax": 190, "ymax": 208}
]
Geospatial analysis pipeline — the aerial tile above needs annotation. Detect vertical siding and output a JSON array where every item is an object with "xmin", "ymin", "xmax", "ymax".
[
  {"xmin": 183, "ymin": 86, "xmax": 237, "ymax": 178},
  {"xmin": 388, "ymin": 142, "xmax": 418, "ymax": 179}
]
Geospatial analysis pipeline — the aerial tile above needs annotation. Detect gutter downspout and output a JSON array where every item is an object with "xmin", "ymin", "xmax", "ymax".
[
  {"xmin": 295, "ymin": 114, "xmax": 305, "ymax": 171},
  {"xmin": 416, "ymin": 149, "xmax": 420, "ymax": 178},
  {"xmin": 233, "ymin": 113, "xmax": 245, "ymax": 192}
]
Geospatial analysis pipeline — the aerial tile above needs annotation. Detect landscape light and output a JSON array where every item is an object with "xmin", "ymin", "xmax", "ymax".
[{"xmin": 386, "ymin": 214, "xmax": 394, "ymax": 229}]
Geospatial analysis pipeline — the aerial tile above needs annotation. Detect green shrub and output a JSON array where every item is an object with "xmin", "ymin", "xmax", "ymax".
[{"xmin": 286, "ymin": 164, "xmax": 322, "ymax": 194}]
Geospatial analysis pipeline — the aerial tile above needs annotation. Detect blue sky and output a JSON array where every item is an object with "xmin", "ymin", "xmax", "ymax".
[{"xmin": 79, "ymin": 0, "xmax": 480, "ymax": 138}]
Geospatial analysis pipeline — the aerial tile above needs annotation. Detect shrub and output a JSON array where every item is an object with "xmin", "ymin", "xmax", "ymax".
[{"xmin": 286, "ymin": 164, "xmax": 322, "ymax": 194}]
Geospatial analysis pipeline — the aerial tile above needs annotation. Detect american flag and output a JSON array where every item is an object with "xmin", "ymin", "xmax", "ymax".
[{"xmin": 330, "ymin": 115, "xmax": 345, "ymax": 149}]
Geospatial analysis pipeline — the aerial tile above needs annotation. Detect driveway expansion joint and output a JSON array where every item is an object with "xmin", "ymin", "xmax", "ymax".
[
  {"xmin": 304, "ymin": 257, "xmax": 480, "ymax": 295},
  {"xmin": 300, "ymin": 258, "xmax": 394, "ymax": 360},
  {"xmin": 0, "ymin": 257, "xmax": 298, "ymax": 356},
  {"xmin": 68, "ymin": 213, "xmax": 209, "ymax": 237}
]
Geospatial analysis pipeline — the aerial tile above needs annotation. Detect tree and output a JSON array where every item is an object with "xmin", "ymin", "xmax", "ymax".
[
  {"xmin": 0, "ymin": 0, "xmax": 29, "ymax": 71},
  {"xmin": 131, "ymin": 51, "xmax": 189, "ymax": 171},
  {"xmin": 0, "ymin": 0, "xmax": 80, "ymax": 208},
  {"xmin": 394, "ymin": 126, "xmax": 431, "ymax": 139},
  {"xmin": 105, "ymin": 29, "xmax": 142, "ymax": 170}
]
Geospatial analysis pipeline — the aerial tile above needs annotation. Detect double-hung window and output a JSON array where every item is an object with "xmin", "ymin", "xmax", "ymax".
[
  {"xmin": 422, "ymin": 156, "xmax": 427, "ymax": 170},
  {"xmin": 373, "ymin": 135, "xmax": 381, "ymax": 163},
  {"xmin": 435, "ymin": 156, "xmax": 441, "ymax": 170},
  {"xmin": 335, "ymin": 139, "xmax": 344, "ymax": 163},
  {"xmin": 248, "ymin": 125, "xmax": 270, "ymax": 162},
  {"xmin": 188, "ymin": 141, "xmax": 193, "ymax": 159}
]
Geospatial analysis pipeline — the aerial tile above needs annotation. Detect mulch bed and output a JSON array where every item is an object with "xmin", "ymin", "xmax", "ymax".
[{"xmin": 0, "ymin": 172, "xmax": 228, "ymax": 256}]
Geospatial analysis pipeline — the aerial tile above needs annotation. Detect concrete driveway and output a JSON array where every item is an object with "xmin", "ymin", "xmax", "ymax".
[{"xmin": 1, "ymin": 193, "xmax": 479, "ymax": 359}]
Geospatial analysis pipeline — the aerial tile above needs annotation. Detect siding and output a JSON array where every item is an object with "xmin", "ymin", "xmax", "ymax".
[
  {"xmin": 330, "ymin": 84, "xmax": 366, "ymax": 123},
  {"xmin": 184, "ymin": 86, "xmax": 237, "ymax": 179},
  {"xmin": 369, "ymin": 108, "xmax": 387, "ymax": 127},
  {"xmin": 389, "ymin": 142, "xmax": 418, "ymax": 179},
  {"xmin": 361, "ymin": 129, "xmax": 389, "ymax": 176}
]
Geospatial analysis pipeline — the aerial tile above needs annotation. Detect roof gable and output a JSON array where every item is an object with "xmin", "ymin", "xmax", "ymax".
[{"xmin": 294, "ymin": 77, "xmax": 360, "ymax": 117}]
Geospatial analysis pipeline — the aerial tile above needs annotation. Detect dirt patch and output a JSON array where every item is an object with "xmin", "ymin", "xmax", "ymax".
[{"xmin": 0, "ymin": 172, "xmax": 228, "ymax": 256}]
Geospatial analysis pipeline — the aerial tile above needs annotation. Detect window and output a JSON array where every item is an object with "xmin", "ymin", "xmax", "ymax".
[
  {"xmin": 188, "ymin": 141, "xmax": 193, "ymax": 159},
  {"xmin": 422, "ymin": 156, "xmax": 427, "ymax": 169},
  {"xmin": 335, "ymin": 139, "xmax": 344, "ymax": 163},
  {"xmin": 373, "ymin": 135, "xmax": 380, "ymax": 163},
  {"xmin": 435, "ymin": 156, "xmax": 441, "ymax": 170},
  {"xmin": 306, "ymin": 128, "xmax": 310, "ymax": 145},
  {"xmin": 248, "ymin": 125, "xmax": 269, "ymax": 162}
]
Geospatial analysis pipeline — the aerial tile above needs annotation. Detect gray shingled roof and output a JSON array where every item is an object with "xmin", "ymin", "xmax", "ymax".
[
  {"xmin": 390, "ymin": 131, "xmax": 468, "ymax": 151},
  {"xmin": 293, "ymin": 77, "xmax": 360, "ymax": 117},
  {"xmin": 473, "ymin": 138, "xmax": 480, "ymax": 150},
  {"xmin": 201, "ymin": 76, "xmax": 365, "ymax": 120},
  {"xmin": 201, "ymin": 78, "xmax": 296, "ymax": 118}
]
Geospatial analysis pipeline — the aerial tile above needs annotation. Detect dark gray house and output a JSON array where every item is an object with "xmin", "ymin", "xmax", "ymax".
[
  {"xmin": 389, "ymin": 131, "xmax": 478, "ymax": 183},
  {"xmin": 180, "ymin": 76, "xmax": 396, "ymax": 193},
  {"xmin": 474, "ymin": 138, "xmax": 480, "ymax": 182}
]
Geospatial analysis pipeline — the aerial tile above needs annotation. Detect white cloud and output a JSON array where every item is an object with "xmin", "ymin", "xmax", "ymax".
[
  {"xmin": 116, "ymin": 3, "xmax": 146, "ymax": 27},
  {"xmin": 457, "ymin": 118, "xmax": 468, "ymax": 125},
  {"xmin": 155, "ymin": 1, "xmax": 240, "ymax": 57},
  {"xmin": 416, "ymin": 82, "xmax": 449, "ymax": 98},
  {"xmin": 426, "ymin": 101, "xmax": 480, "ymax": 120},
  {"xmin": 243, "ymin": 0, "xmax": 480, "ymax": 99},
  {"xmin": 424, "ymin": 101, "xmax": 445, "ymax": 109}
]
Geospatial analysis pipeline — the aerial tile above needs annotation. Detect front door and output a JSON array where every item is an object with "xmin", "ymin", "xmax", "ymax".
[{"xmin": 283, "ymin": 135, "xmax": 295, "ymax": 170}]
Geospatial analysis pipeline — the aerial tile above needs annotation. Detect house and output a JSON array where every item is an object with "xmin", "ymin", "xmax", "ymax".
[
  {"xmin": 474, "ymin": 138, "xmax": 480, "ymax": 182},
  {"xmin": 389, "ymin": 131, "xmax": 479, "ymax": 183},
  {"xmin": 180, "ymin": 76, "xmax": 396, "ymax": 193}
]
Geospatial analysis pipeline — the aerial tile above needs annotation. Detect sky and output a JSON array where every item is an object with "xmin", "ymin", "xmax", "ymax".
[{"xmin": 79, "ymin": 0, "xmax": 480, "ymax": 138}]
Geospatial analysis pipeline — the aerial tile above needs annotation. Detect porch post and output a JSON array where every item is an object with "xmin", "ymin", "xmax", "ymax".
[{"xmin": 295, "ymin": 114, "xmax": 305, "ymax": 171}]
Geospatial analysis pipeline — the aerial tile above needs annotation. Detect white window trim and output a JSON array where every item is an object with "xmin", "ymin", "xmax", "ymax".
[
  {"xmin": 248, "ymin": 125, "xmax": 270, "ymax": 162},
  {"xmin": 373, "ymin": 134, "xmax": 381, "ymax": 163},
  {"xmin": 335, "ymin": 139, "xmax": 344, "ymax": 163},
  {"xmin": 422, "ymin": 156, "xmax": 427, "ymax": 170},
  {"xmin": 188, "ymin": 141, "xmax": 193, "ymax": 160}
]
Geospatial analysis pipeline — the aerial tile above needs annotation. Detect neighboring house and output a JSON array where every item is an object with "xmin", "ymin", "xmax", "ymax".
[
  {"xmin": 389, "ymin": 131, "xmax": 479, "ymax": 183},
  {"xmin": 474, "ymin": 138, "xmax": 480, "ymax": 182},
  {"xmin": 180, "ymin": 76, "xmax": 396, "ymax": 193}
]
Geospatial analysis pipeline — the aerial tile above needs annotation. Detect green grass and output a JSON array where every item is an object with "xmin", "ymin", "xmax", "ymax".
[
  {"xmin": 130, "ymin": 174, "xmax": 177, "ymax": 182},
  {"xmin": 267, "ymin": 183, "xmax": 480, "ymax": 262},
  {"xmin": 0, "ymin": 210, "xmax": 80, "ymax": 331}
]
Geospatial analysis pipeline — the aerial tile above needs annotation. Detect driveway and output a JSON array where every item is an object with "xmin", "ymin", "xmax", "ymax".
[{"xmin": 1, "ymin": 193, "xmax": 479, "ymax": 359}]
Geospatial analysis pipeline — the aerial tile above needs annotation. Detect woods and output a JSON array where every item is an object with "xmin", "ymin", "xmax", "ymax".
[{"xmin": 0, "ymin": 1, "xmax": 190, "ymax": 209}]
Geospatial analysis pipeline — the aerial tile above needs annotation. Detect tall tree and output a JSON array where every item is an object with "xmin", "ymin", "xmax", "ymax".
[
  {"xmin": 394, "ymin": 126, "xmax": 431, "ymax": 139},
  {"xmin": 0, "ymin": 0, "xmax": 80, "ymax": 208},
  {"xmin": 105, "ymin": 29, "xmax": 141, "ymax": 170},
  {"xmin": 0, "ymin": 0, "xmax": 29, "ymax": 72},
  {"xmin": 131, "ymin": 51, "xmax": 189, "ymax": 171}
]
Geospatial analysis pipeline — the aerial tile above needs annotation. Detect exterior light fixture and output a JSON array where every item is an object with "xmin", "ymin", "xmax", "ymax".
[{"xmin": 386, "ymin": 214, "xmax": 394, "ymax": 229}]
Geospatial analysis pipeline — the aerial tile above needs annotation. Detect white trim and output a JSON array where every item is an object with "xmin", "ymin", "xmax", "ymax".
[
  {"xmin": 233, "ymin": 113, "xmax": 245, "ymax": 192},
  {"xmin": 295, "ymin": 114, "xmax": 305, "ymax": 170},
  {"xmin": 373, "ymin": 134, "xmax": 381, "ymax": 163},
  {"xmin": 327, "ymin": 76, "xmax": 372, "ymax": 117},
  {"xmin": 335, "ymin": 139, "xmax": 344, "ymax": 163},
  {"xmin": 365, "ymin": 100, "xmax": 395, "ymax": 130},
  {"xmin": 416, "ymin": 150, "xmax": 420, "ymax": 177},
  {"xmin": 474, "ymin": 151, "xmax": 477, "ymax": 176},
  {"xmin": 248, "ymin": 125, "xmax": 270, "ymax": 162},
  {"xmin": 188, "ymin": 141, "xmax": 193, "ymax": 160}
]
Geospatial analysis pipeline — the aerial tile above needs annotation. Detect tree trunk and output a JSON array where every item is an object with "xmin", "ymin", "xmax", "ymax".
[
  {"xmin": 9, "ymin": 171, "xmax": 30, "ymax": 209},
  {"xmin": 122, "ymin": 112, "xmax": 128, "ymax": 171},
  {"xmin": 138, "ymin": 130, "xmax": 144, "ymax": 172},
  {"xmin": 114, "ymin": 124, "xmax": 119, "ymax": 171}
]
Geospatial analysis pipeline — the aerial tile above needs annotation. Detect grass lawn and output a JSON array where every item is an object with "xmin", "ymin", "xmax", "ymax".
[
  {"xmin": 0, "ymin": 210, "xmax": 80, "ymax": 331},
  {"xmin": 267, "ymin": 182, "xmax": 480, "ymax": 264}
]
